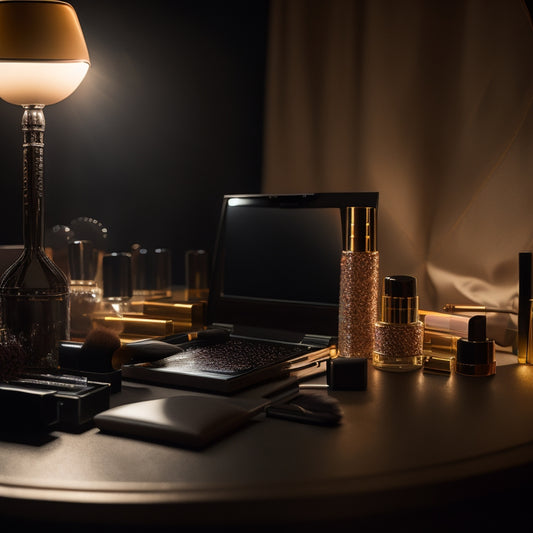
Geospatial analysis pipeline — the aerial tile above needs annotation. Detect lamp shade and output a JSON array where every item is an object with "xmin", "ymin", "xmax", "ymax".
[{"xmin": 0, "ymin": 1, "xmax": 90, "ymax": 105}]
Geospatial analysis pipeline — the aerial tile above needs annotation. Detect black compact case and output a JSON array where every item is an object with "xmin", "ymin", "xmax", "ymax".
[
  {"xmin": 0, "ymin": 374, "xmax": 110, "ymax": 432},
  {"xmin": 1, "ymin": 384, "xmax": 58, "ymax": 432}
]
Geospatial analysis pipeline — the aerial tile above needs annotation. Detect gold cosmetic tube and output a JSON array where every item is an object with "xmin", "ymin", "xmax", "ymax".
[
  {"xmin": 337, "ymin": 206, "xmax": 379, "ymax": 359},
  {"xmin": 91, "ymin": 315, "xmax": 174, "ymax": 338},
  {"xmin": 142, "ymin": 301, "xmax": 205, "ymax": 325},
  {"xmin": 423, "ymin": 354, "xmax": 456, "ymax": 375},
  {"xmin": 422, "ymin": 330, "xmax": 458, "ymax": 375},
  {"xmin": 423, "ymin": 329, "xmax": 460, "ymax": 357}
]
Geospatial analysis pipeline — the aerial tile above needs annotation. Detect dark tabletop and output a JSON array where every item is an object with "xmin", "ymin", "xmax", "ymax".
[{"xmin": 1, "ymin": 357, "xmax": 532, "ymax": 532}]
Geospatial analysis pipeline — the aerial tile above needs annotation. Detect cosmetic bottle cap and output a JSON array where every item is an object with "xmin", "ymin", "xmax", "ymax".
[
  {"xmin": 131, "ymin": 245, "xmax": 150, "ymax": 291},
  {"xmin": 381, "ymin": 275, "xmax": 419, "ymax": 324},
  {"xmin": 456, "ymin": 315, "xmax": 496, "ymax": 376},
  {"xmin": 68, "ymin": 240, "xmax": 97, "ymax": 281},
  {"xmin": 103, "ymin": 252, "xmax": 132, "ymax": 299},
  {"xmin": 384, "ymin": 275, "xmax": 416, "ymax": 297},
  {"xmin": 346, "ymin": 206, "xmax": 376, "ymax": 252},
  {"xmin": 327, "ymin": 357, "xmax": 367, "ymax": 390},
  {"xmin": 152, "ymin": 248, "xmax": 172, "ymax": 291},
  {"xmin": 131, "ymin": 246, "xmax": 172, "ymax": 291}
]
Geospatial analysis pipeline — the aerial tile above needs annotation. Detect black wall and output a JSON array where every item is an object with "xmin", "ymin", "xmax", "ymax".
[{"xmin": 0, "ymin": 0, "xmax": 268, "ymax": 284}]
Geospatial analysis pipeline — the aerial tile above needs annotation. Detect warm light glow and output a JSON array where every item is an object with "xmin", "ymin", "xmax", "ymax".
[
  {"xmin": 0, "ymin": 1, "xmax": 90, "ymax": 106},
  {"xmin": 0, "ymin": 61, "xmax": 89, "ymax": 105}
]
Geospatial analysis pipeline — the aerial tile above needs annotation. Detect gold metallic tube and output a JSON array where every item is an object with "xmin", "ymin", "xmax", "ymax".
[
  {"xmin": 91, "ymin": 316, "xmax": 174, "ymax": 338},
  {"xmin": 142, "ymin": 301, "xmax": 205, "ymax": 324},
  {"xmin": 423, "ymin": 329, "xmax": 460, "ymax": 357}
]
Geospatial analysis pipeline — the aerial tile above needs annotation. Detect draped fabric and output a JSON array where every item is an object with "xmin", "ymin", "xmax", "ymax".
[{"xmin": 263, "ymin": 0, "xmax": 533, "ymax": 344}]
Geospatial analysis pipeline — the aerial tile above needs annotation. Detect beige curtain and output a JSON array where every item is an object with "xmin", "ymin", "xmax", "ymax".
[{"xmin": 263, "ymin": 0, "xmax": 533, "ymax": 343}]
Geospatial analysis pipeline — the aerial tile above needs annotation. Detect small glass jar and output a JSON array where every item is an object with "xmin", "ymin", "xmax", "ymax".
[{"xmin": 373, "ymin": 275, "xmax": 424, "ymax": 372}]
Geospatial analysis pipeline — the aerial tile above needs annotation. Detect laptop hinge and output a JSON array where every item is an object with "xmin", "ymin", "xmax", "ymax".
[
  {"xmin": 212, "ymin": 323, "xmax": 235, "ymax": 333},
  {"xmin": 213, "ymin": 324, "xmax": 336, "ymax": 347},
  {"xmin": 301, "ymin": 334, "xmax": 337, "ymax": 347}
]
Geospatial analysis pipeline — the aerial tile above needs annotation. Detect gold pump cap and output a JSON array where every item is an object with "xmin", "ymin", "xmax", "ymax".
[
  {"xmin": 381, "ymin": 275, "xmax": 419, "ymax": 324},
  {"xmin": 345, "ymin": 206, "xmax": 377, "ymax": 252}
]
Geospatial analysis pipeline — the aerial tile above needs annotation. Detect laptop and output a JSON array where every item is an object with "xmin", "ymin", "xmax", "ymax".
[{"xmin": 122, "ymin": 192, "xmax": 379, "ymax": 394}]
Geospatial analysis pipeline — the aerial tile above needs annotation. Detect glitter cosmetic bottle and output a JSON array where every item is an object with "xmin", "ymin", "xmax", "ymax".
[
  {"xmin": 373, "ymin": 275, "xmax": 424, "ymax": 372},
  {"xmin": 337, "ymin": 206, "xmax": 379, "ymax": 358}
]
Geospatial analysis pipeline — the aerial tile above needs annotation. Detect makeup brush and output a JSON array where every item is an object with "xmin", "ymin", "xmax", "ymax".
[
  {"xmin": 442, "ymin": 304, "xmax": 517, "ymax": 315},
  {"xmin": 266, "ymin": 391, "xmax": 343, "ymax": 426},
  {"xmin": 158, "ymin": 328, "xmax": 230, "ymax": 345},
  {"xmin": 78, "ymin": 326, "xmax": 121, "ymax": 372},
  {"xmin": 112, "ymin": 327, "xmax": 230, "ymax": 369},
  {"xmin": 58, "ymin": 327, "xmax": 230, "ymax": 373}
]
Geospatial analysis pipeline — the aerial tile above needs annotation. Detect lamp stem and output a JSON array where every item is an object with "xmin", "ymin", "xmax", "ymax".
[
  {"xmin": 0, "ymin": 105, "xmax": 70, "ymax": 370},
  {"xmin": 22, "ymin": 105, "xmax": 45, "ymax": 251}
]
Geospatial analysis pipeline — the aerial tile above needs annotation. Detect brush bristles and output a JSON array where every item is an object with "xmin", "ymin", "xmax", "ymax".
[
  {"xmin": 267, "ymin": 391, "xmax": 343, "ymax": 426},
  {"xmin": 292, "ymin": 392, "xmax": 343, "ymax": 418},
  {"xmin": 79, "ymin": 326, "xmax": 122, "ymax": 372}
]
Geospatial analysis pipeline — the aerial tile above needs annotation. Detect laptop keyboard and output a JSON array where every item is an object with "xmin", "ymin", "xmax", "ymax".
[{"xmin": 147, "ymin": 338, "xmax": 312, "ymax": 375}]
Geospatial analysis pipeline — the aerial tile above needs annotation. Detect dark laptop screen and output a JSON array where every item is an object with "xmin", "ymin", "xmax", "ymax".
[
  {"xmin": 208, "ymin": 193, "xmax": 379, "ymax": 338},
  {"xmin": 223, "ymin": 205, "xmax": 341, "ymax": 305}
]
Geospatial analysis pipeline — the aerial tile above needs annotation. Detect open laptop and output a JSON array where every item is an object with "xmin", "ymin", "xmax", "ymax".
[{"xmin": 122, "ymin": 192, "xmax": 379, "ymax": 393}]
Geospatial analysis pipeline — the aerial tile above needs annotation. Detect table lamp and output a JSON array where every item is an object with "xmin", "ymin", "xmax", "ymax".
[{"xmin": 0, "ymin": 1, "xmax": 90, "ymax": 371}]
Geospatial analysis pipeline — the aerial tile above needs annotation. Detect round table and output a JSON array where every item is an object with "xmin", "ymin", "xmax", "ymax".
[{"xmin": 1, "ymin": 359, "xmax": 532, "ymax": 531}]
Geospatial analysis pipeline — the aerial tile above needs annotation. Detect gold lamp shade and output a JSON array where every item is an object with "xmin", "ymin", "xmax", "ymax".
[{"xmin": 0, "ymin": 1, "xmax": 90, "ymax": 105}]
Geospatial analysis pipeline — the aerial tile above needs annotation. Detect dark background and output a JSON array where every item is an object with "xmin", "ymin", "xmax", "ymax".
[{"xmin": 0, "ymin": 0, "xmax": 269, "ymax": 284}]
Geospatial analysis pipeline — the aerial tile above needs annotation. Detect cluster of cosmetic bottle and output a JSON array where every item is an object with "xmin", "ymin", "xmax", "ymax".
[
  {"xmin": 338, "ymin": 206, "xmax": 495, "ymax": 376},
  {"xmin": 69, "ymin": 243, "xmax": 172, "ymax": 339}
]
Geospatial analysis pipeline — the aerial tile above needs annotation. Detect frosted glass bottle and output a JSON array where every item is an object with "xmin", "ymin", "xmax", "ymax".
[
  {"xmin": 102, "ymin": 252, "xmax": 133, "ymax": 316},
  {"xmin": 68, "ymin": 240, "xmax": 102, "ymax": 339}
]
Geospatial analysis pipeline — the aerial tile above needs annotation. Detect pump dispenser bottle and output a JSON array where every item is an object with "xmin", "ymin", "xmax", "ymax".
[
  {"xmin": 337, "ymin": 206, "xmax": 379, "ymax": 359},
  {"xmin": 373, "ymin": 275, "xmax": 424, "ymax": 371},
  {"xmin": 455, "ymin": 315, "xmax": 496, "ymax": 376}
]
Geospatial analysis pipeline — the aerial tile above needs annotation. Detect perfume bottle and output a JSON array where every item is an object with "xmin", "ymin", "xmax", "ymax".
[
  {"xmin": 337, "ymin": 206, "xmax": 379, "ymax": 358},
  {"xmin": 373, "ymin": 275, "xmax": 424, "ymax": 372},
  {"xmin": 0, "ymin": 107, "xmax": 69, "ymax": 370},
  {"xmin": 102, "ymin": 252, "xmax": 133, "ymax": 316},
  {"xmin": 68, "ymin": 240, "xmax": 102, "ymax": 339}
]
